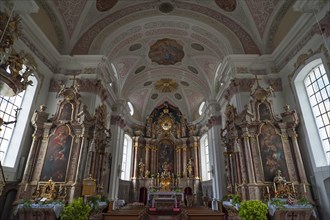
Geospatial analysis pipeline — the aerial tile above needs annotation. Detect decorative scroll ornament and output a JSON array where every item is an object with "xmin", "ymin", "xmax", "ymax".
[{"xmin": 0, "ymin": 11, "xmax": 36, "ymax": 96}]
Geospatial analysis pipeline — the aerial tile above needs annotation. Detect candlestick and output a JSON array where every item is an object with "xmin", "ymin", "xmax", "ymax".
[
  {"xmin": 273, "ymin": 183, "xmax": 277, "ymax": 192},
  {"xmin": 266, "ymin": 186, "xmax": 270, "ymax": 194},
  {"xmin": 292, "ymin": 183, "xmax": 295, "ymax": 193}
]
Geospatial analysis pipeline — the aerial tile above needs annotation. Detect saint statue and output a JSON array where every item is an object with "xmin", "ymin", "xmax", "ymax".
[
  {"xmin": 187, "ymin": 158, "xmax": 193, "ymax": 177},
  {"xmin": 138, "ymin": 158, "xmax": 145, "ymax": 178}
]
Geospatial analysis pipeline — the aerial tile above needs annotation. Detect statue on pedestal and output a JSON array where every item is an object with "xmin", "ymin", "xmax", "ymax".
[
  {"xmin": 187, "ymin": 158, "xmax": 193, "ymax": 177},
  {"xmin": 138, "ymin": 158, "xmax": 145, "ymax": 178}
]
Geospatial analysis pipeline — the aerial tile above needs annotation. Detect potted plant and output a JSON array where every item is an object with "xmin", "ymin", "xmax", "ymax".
[
  {"xmin": 238, "ymin": 200, "xmax": 268, "ymax": 220},
  {"xmin": 61, "ymin": 197, "xmax": 91, "ymax": 220}
]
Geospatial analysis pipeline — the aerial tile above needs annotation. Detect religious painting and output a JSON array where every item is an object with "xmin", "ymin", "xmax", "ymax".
[
  {"xmin": 59, "ymin": 103, "xmax": 72, "ymax": 121},
  {"xmin": 148, "ymin": 38, "xmax": 184, "ymax": 65},
  {"xmin": 259, "ymin": 103, "xmax": 271, "ymax": 121},
  {"xmin": 40, "ymin": 125, "xmax": 73, "ymax": 182},
  {"xmin": 258, "ymin": 124, "xmax": 289, "ymax": 182},
  {"xmin": 157, "ymin": 139, "xmax": 174, "ymax": 174}
]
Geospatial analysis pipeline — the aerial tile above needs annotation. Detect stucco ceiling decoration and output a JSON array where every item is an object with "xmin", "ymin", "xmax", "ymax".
[
  {"xmin": 148, "ymin": 38, "xmax": 184, "ymax": 65},
  {"xmin": 155, "ymin": 79, "xmax": 178, "ymax": 93}
]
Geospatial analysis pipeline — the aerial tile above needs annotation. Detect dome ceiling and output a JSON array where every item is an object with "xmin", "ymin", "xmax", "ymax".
[{"xmin": 32, "ymin": 0, "xmax": 299, "ymax": 122}]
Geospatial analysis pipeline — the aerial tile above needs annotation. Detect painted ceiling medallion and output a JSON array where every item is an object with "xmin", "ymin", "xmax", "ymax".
[
  {"xmin": 148, "ymin": 38, "xmax": 184, "ymax": 65},
  {"xmin": 144, "ymin": 81, "xmax": 153, "ymax": 86},
  {"xmin": 180, "ymin": 81, "xmax": 189, "ymax": 86},
  {"xmin": 191, "ymin": 43, "xmax": 204, "ymax": 51},
  {"xmin": 151, "ymin": 93, "xmax": 158, "ymax": 99},
  {"xmin": 129, "ymin": 43, "xmax": 142, "ymax": 51},
  {"xmin": 215, "ymin": 0, "xmax": 237, "ymax": 12},
  {"xmin": 188, "ymin": 66, "xmax": 198, "ymax": 74},
  {"xmin": 96, "ymin": 0, "xmax": 118, "ymax": 12},
  {"xmin": 135, "ymin": 66, "xmax": 146, "ymax": 74},
  {"xmin": 174, "ymin": 93, "xmax": 182, "ymax": 100},
  {"xmin": 155, "ymin": 78, "xmax": 178, "ymax": 93},
  {"xmin": 158, "ymin": 2, "xmax": 174, "ymax": 13}
]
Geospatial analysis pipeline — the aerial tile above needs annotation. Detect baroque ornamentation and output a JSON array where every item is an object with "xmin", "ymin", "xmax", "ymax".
[{"xmin": 154, "ymin": 78, "xmax": 178, "ymax": 93}]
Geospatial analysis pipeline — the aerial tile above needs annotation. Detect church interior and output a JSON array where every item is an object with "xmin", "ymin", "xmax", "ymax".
[{"xmin": 0, "ymin": 0, "xmax": 329, "ymax": 219}]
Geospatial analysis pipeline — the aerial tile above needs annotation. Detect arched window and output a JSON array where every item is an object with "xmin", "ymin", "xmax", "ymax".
[
  {"xmin": 121, "ymin": 134, "xmax": 132, "ymax": 180},
  {"xmin": 0, "ymin": 77, "xmax": 37, "ymax": 167},
  {"xmin": 200, "ymin": 134, "xmax": 211, "ymax": 181},
  {"xmin": 128, "ymin": 101, "xmax": 134, "ymax": 116},
  {"xmin": 199, "ymin": 101, "xmax": 205, "ymax": 115},
  {"xmin": 294, "ymin": 58, "xmax": 330, "ymax": 166}
]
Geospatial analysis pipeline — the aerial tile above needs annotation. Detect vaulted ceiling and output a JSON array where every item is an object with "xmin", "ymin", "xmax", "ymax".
[{"xmin": 30, "ymin": 0, "xmax": 301, "ymax": 122}]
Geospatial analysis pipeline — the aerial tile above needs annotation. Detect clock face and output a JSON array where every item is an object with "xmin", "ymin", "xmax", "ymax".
[{"xmin": 161, "ymin": 118, "xmax": 172, "ymax": 131}]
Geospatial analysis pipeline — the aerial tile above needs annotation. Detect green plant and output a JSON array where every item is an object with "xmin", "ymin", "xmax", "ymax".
[
  {"xmin": 270, "ymin": 198, "xmax": 285, "ymax": 208},
  {"xmin": 297, "ymin": 196, "xmax": 310, "ymax": 205},
  {"xmin": 20, "ymin": 199, "xmax": 32, "ymax": 208},
  {"xmin": 238, "ymin": 200, "xmax": 268, "ymax": 220},
  {"xmin": 61, "ymin": 197, "xmax": 91, "ymax": 220},
  {"xmin": 231, "ymin": 194, "xmax": 242, "ymax": 206}
]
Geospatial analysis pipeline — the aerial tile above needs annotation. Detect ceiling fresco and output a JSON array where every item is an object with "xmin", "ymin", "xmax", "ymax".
[{"xmin": 31, "ymin": 0, "xmax": 300, "ymax": 122}]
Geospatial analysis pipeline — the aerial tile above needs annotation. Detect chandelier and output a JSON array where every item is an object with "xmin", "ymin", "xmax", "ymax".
[{"xmin": 0, "ymin": 10, "xmax": 36, "ymax": 97}]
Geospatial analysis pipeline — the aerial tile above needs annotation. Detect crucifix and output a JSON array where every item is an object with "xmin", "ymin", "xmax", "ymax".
[{"xmin": 254, "ymin": 75, "xmax": 262, "ymax": 87}]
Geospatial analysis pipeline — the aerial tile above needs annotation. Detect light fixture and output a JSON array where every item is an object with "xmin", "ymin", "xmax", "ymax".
[{"xmin": 0, "ymin": 10, "xmax": 36, "ymax": 97}]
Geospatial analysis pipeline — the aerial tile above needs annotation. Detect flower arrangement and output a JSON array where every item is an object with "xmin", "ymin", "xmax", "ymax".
[{"xmin": 238, "ymin": 200, "xmax": 268, "ymax": 220}]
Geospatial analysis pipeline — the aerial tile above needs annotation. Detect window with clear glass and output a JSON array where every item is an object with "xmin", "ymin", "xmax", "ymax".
[
  {"xmin": 121, "ymin": 134, "xmax": 132, "ymax": 180},
  {"xmin": 304, "ymin": 63, "xmax": 330, "ymax": 164},
  {"xmin": 0, "ymin": 93, "xmax": 24, "ymax": 162},
  {"xmin": 200, "ymin": 134, "xmax": 211, "ymax": 181}
]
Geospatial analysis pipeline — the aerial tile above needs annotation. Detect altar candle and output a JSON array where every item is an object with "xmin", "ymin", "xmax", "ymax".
[
  {"xmin": 59, "ymin": 184, "xmax": 62, "ymax": 191},
  {"xmin": 24, "ymin": 183, "xmax": 28, "ymax": 191},
  {"xmin": 292, "ymin": 183, "xmax": 295, "ymax": 193},
  {"xmin": 303, "ymin": 184, "xmax": 306, "ymax": 193},
  {"xmin": 273, "ymin": 182, "xmax": 277, "ymax": 192},
  {"xmin": 266, "ymin": 186, "xmax": 270, "ymax": 194},
  {"xmin": 36, "ymin": 182, "xmax": 39, "ymax": 190}
]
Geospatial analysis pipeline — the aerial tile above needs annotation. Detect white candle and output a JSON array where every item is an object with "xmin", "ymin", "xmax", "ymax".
[
  {"xmin": 273, "ymin": 183, "xmax": 277, "ymax": 192},
  {"xmin": 24, "ymin": 183, "xmax": 28, "ymax": 191},
  {"xmin": 292, "ymin": 183, "xmax": 295, "ymax": 193},
  {"xmin": 303, "ymin": 184, "xmax": 306, "ymax": 193},
  {"xmin": 266, "ymin": 186, "xmax": 270, "ymax": 194}
]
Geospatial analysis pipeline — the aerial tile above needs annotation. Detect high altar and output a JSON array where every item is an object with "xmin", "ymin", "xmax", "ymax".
[{"xmin": 125, "ymin": 101, "xmax": 202, "ymax": 207}]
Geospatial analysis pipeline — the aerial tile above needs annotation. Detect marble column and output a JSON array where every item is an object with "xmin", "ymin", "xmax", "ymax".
[
  {"xmin": 193, "ymin": 141, "xmax": 200, "ymax": 178},
  {"xmin": 176, "ymin": 146, "xmax": 182, "ymax": 176},
  {"xmin": 289, "ymin": 130, "xmax": 308, "ymax": 183},
  {"xmin": 182, "ymin": 144, "xmax": 187, "ymax": 177},
  {"xmin": 132, "ymin": 140, "xmax": 139, "ymax": 179},
  {"xmin": 242, "ymin": 132, "xmax": 256, "ymax": 183},
  {"xmin": 145, "ymin": 144, "xmax": 151, "ymax": 173}
]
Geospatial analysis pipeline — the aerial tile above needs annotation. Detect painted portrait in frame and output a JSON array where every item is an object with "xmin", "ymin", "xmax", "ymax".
[{"xmin": 40, "ymin": 125, "xmax": 73, "ymax": 182}]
